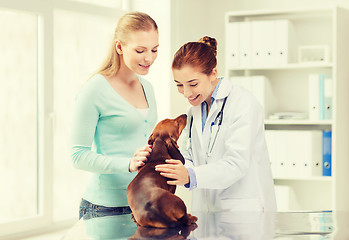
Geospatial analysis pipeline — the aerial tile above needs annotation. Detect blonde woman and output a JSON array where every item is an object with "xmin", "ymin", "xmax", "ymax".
[{"xmin": 71, "ymin": 12, "xmax": 159, "ymax": 220}]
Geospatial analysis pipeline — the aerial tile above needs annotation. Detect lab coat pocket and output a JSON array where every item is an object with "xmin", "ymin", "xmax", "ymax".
[{"xmin": 217, "ymin": 198, "xmax": 263, "ymax": 212}]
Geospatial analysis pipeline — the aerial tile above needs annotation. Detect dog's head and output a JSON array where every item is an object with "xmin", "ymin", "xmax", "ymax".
[{"xmin": 148, "ymin": 114, "xmax": 187, "ymax": 150}]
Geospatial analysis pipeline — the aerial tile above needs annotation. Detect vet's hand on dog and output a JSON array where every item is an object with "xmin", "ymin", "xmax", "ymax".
[
  {"xmin": 129, "ymin": 144, "xmax": 152, "ymax": 172},
  {"xmin": 155, "ymin": 159, "xmax": 189, "ymax": 186}
]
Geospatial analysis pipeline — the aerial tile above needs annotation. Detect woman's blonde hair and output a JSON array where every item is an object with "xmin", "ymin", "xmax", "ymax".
[{"xmin": 97, "ymin": 12, "xmax": 158, "ymax": 77}]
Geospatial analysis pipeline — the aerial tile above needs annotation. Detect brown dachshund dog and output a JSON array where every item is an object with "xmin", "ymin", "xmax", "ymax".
[{"xmin": 127, "ymin": 114, "xmax": 198, "ymax": 228}]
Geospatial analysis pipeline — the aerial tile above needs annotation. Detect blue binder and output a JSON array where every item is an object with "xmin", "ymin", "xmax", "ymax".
[{"xmin": 322, "ymin": 130, "xmax": 332, "ymax": 176}]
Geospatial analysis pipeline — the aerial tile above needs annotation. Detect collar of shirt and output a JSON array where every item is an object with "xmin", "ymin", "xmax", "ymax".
[{"xmin": 201, "ymin": 77, "xmax": 223, "ymax": 132}]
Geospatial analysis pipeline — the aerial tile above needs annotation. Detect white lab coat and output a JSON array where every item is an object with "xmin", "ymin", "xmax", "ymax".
[{"xmin": 182, "ymin": 77, "xmax": 277, "ymax": 212}]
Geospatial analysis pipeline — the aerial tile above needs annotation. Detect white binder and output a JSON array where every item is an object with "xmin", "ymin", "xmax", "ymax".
[
  {"xmin": 308, "ymin": 74, "xmax": 320, "ymax": 120},
  {"xmin": 274, "ymin": 20, "xmax": 293, "ymax": 65},
  {"xmin": 239, "ymin": 21, "xmax": 252, "ymax": 67},
  {"xmin": 265, "ymin": 130, "xmax": 284, "ymax": 178},
  {"xmin": 275, "ymin": 131, "xmax": 290, "ymax": 178},
  {"xmin": 226, "ymin": 19, "xmax": 293, "ymax": 67},
  {"xmin": 262, "ymin": 21, "xmax": 275, "ymax": 66},
  {"xmin": 225, "ymin": 22, "xmax": 240, "ymax": 68},
  {"xmin": 251, "ymin": 76, "xmax": 265, "ymax": 107},
  {"xmin": 265, "ymin": 130, "xmax": 322, "ymax": 179},
  {"xmin": 265, "ymin": 130, "xmax": 278, "ymax": 178},
  {"xmin": 230, "ymin": 76, "xmax": 276, "ymax": 117},
  {"xmin": 251, "ymin": 21, "xmax": 274, "ymax": 67},
  {"xmin": 230, "ymin": 76, "xmax": 253, "ymax": 92},
  {"xmin": 324, "ymin": 76, "xmax": 333, "ymax": 120},
  {"xmin": 299, "ymin": 131, "xmax": 322, "ymax": 177},
  {"xmin": 287, "ymin": 131, "xmax": 322, "ymax": 178},
  {"xmin": 274, "ymin": 185, "xmax": 300, "ymax": 212},
  {"xmin": 285, "ymin": 131, "xmax": 301, "ymax": 178},
  {"xmin": 251, "ymin": 21, "xmax": 266, "ymax": 66}
]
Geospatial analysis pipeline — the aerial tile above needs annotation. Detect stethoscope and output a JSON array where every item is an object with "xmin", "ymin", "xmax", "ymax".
[{"xmin": 188, "ymin": 97, "xmax": 228, "ymax": 156}]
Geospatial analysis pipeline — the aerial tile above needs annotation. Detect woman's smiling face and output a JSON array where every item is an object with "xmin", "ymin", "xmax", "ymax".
[
  {"xmin": 173, "ymin": 65, "xmax": 218, "ymax": 106},
  {"xmin": 118, "ymin": 28, "xmax": 159, "ymax": 75}
]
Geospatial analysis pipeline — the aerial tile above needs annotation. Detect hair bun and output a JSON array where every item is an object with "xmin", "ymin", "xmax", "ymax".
[{"xmin": 198, "ymin": 36, "xmax": 217, "ymax": 56}]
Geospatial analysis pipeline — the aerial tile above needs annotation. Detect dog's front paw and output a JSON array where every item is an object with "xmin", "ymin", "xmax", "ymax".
[{"xmin": 187, "ymin": 213, "xmax": 198, "ymax": 225}]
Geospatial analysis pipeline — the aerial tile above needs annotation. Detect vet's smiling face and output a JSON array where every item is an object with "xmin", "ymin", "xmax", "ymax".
[{"xmin": 173, "ymin": 65, "xmax": 217, "ymax": 106}]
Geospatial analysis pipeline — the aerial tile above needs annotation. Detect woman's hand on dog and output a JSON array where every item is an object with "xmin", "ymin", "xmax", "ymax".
[
  {"xmin": 129, "ymin": 144, "xmax": 152, "ymax": 172},
  {"xmin": 155, "ymin": 159, "xmax": 189, "ymax": 185}
]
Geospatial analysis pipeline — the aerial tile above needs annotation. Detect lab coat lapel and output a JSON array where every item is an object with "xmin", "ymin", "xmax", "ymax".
[
  {"xmin": 203, "ymin": 101, "xmax": 219, "ymax": 152},
  {"xmin": 206, "ymin": 100, "xmax": 219, "ymax": 127},
  {"xmin": 191, "ymin": 105, "xmax": 204, "ymax": 148},
  {"xmin": 216, "ymin": 77, "xmax": 233, "ymax": 101},
  {"xmin": 203, "ymin": 78, "xmax": 233, "ymax": 152}
]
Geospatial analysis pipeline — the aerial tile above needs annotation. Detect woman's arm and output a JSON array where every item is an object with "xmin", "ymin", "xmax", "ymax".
[{"xmin": 70, "ymin": 83, "xmax": 132, "ymax": 174}]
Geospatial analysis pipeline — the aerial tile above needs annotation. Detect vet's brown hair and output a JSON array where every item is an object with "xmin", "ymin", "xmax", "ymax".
[{"xmin": 172, "ymin": 36, "xmax": 217, "ymax": 75}]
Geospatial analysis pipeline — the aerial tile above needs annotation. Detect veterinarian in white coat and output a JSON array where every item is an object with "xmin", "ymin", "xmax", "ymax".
[{"xmin": 155, "ymin": 36, "xmax": 277, "ymax": 212}]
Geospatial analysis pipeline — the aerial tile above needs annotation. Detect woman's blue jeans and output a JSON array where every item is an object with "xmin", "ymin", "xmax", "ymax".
[{"xmin": 79, "ymin": 198, "xmax": 132, "ymax": 220}]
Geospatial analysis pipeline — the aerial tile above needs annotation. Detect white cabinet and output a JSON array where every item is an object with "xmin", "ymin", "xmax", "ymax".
[{"xmin": 225, "ymin": 7, "xmax": 349, "ymax": 212}]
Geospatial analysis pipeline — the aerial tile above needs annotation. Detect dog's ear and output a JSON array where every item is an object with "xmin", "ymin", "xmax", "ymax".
[
  {"xmin": 170, "ymin": 136, "xmax": 179, "ymax": 149},
  {"xmin": 166, "ymin": 137, "xmax": 185, "ymax": 164},
  {"xmin": 175, "ymin": 114, "xmax": 187, "ymax": 136},
  {"xmin": 148, "ymin": 134, "xmax": 155, "ymax": 145},
  {"xmin": 165, "ymin": 137, "xmax": 178, "ymax": 150}
]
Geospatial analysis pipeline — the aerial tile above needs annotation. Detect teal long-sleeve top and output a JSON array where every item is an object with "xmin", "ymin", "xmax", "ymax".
[{"xmin": 71, "ymin": 73, "xmax": 157, "ymax": 207}]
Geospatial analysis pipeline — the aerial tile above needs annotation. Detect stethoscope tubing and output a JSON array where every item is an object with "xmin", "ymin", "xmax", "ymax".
[{"xmin": 188, "ymin": 97, "xmax": 228, "ymax": 155}]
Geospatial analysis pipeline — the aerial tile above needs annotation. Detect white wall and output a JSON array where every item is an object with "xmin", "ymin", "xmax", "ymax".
[
  {"xmin": 169, "ymin": 0, "xmax": 212, "ymax": 117},
  {"xmin": 130, "ymin": 0, "xmax": 172, "ymax": 121}
]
